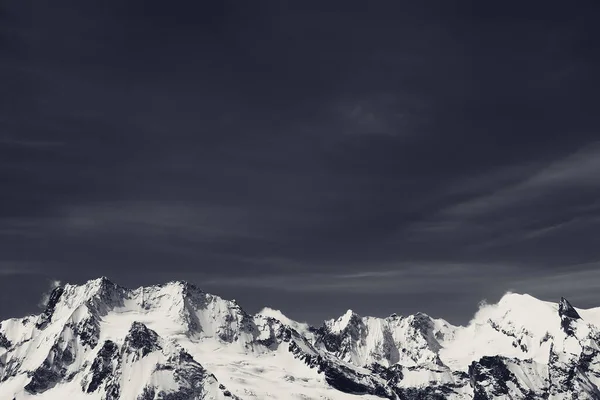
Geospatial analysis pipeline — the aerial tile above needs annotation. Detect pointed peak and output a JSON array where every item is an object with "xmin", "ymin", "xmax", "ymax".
[
  {"xmin": 328, "ymin": 309, "xmax": 362, "ymax": 333},
  {"xmin": 128, "ymin": 321, "xmax": 152, "ymax": 333},
  {"xmin": 79, "ymin": 277, "xmax": 123, "ymax": 298},
  {"xmin": 124, "ymin": 322, "xmax": 161, "ymax": 357},
  {"xmin": 159, "ymin": 280, "xmax": 203, "ymax": 295},
  {"xmin": 86, "ymin": 276, "xmax": 116, "ymax": 288},
  {"xmin": 83, "ymin": 277, "xmax": 126, "ymax": 302},
  {"xmin": 410, "ymin": 312, "xmax": 433, "ymax": 324},
  {"xmin": 341, "ymin": 309, "xmax": 361, "ymax": 322},
  {"xmin": 558, "ymin": 297, "xmax": 581, "ymax": 336},
  {"xmin": 343, "ymin": 308, "xmax": 356, "ymax": 317},
  {"xmin": 258, "ymin": 307, "xmax": 311, "ymax": 333},
  {"xmin": 36, "ymin": 277, "xmax": 127, "ymax": 322},
  {"xmin": 259, "ymin": 307, "xmax": 289, "ymax": 321},
  {"xmin": 559, "ymin": 297, "xmax": 581, "ymax": 320},
  {"xmin": 498, "ymin": 292, "xmax": 539, "ymax": 305},
  {"xmin": 166, "ymin": 279, "xmax": 191, "ymax": 287},
  {"xmin": 414, "ymin": 311, "xmax": 431, "ymax": 318}
]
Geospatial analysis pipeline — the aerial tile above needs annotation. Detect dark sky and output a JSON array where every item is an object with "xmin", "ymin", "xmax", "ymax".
[{"xmin": 1, "ymin": 1, "xmax": 600, "ymax": 326}]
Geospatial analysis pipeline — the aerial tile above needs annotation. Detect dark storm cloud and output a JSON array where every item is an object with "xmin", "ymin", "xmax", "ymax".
[{"xmin": 1, "ymin": 1, "xmax": 600, "ymax": 324}]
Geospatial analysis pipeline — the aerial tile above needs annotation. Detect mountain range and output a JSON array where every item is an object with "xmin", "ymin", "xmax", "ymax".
[{"xmin": 1, "ymin": 277, "xmax": 600, "ymax": 399}]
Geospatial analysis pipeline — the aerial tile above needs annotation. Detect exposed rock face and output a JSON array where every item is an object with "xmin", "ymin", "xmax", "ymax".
[
  {"xmin": 315, "ymin": 309, "xmax": 451, "ymax": 369},
  {"xmin": 559, "ymin": 297, "xmax": 582, "ymax": 335},
  {"xmin": 36, "ymin": 286, "xmax": 65, "ymax": 330},
  {"xmin": 0, "ymin": 331, "xmax": 10, "ymax": 349},
  {"xmin": 86, "ymin": 340, "xmax": 118, "ymax": 393},
  {"xmin": 124, "ymin": 322, "xmax": 162, "ymax": 358},
  {"xmin": 2, "ymin": 280, "xmax": 600, "ymax": 399},
  {"xmin": 282, "ymin": 326, "xmax": 396, "ymax": 399},
  {"xmin": 80, "ymin": 321, "xmax": 239, "ymax": 400},
  {"xmin": 468, "ymin": 356, "xmax": 536, "ymax": 399}
]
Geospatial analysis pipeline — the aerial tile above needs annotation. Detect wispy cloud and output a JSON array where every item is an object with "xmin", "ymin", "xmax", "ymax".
[
  {"xmin": 507, "ymin": 262, "xmax": 600, "ymax": 305},
  {"xmin": 520, "ymin": 216, "xmax": 600, "ymax": 240},
  {"xmin": 400, "ymin": 142, "xmax": 600, "ymax": 252},
  {"xmin": 199, "ymin": 262, "xmax": 516, "ymax": 294},
  {"xmin": 0, "ymin": 136, "xmax": 65, "ymax": 148},
  {"xmin": 334, "ymin": 94, "xmax": 413, "ymax": 137},
  {"xmin": 444, "ymin": 143, "xmax": 600, "ymax": 218},
  {"xmin": 195, "ymin": 259, "xmax": 600, "ymax": 312},
  {"xmin": 60, "ymin": 201, "xmax": 263, "ymax": 240},
  {"xmin": 0, "ymin": 261, "xmax": 43, "ymax": 276}
]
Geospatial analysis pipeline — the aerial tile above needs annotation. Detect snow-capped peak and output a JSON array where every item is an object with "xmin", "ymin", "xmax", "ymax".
[
  {"xmin": 559, "ymin": 296, "xmax": 582, "ymax": 320},
  {"xmin": 327, "ymin": 309, "xmax": 361, "ymax": 334},
  {"xmin": 4, "ymin": 281, "xmax": 600, "ymax": 399},
  {"xmin": 257, "ymin": 307, "xmax": 311, "ymax": 335}
]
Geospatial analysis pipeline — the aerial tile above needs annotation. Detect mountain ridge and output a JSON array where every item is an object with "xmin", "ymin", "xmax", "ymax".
[{"xmin": 1, "ymin": 278, "xmax": 600, "ymax": 399}]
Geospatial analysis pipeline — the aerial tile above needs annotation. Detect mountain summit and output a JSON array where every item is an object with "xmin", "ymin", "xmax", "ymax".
[{"xmin": 1, "ymin": 279, "xmax": 600, "ymax": 399}]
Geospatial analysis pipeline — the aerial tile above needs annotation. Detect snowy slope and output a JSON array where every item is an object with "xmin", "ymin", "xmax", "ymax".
[{"xmin": 1, "ymin": 279, "xmax": 600, "ymax": 399}]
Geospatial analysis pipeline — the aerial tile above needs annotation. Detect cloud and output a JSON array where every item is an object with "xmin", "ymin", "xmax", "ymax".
[
  {"xmin": 0, "ymin": 261, "xmax": 42, "ymax": 276},
  {"xmin": 399, "ymin": 142, "xmax": 600, "ymax": 253},
  {"xmin": 0, "ymin": 137, "xmax": 65, "ymax": 148},
  {"xmin": 506, "ymin": 263, "xmax": 600, "ymax": 306},
  {"xmin": 199, "ymin": 262, "xmax": 517, "ymax": 294},
  {"xmin": 334, "ymin": 95, "xmax": 410, "ymax": 137},
  {"xmin": 443, "ymin": 142, "xmax": 600, "ymax": 218},
  {"xmin": 60, "ymin": 201, "xmax": 263, "ymax": 240},
  {"xmin": 520, "ymin": 215, "xmax": 600, "ymax": 240}
]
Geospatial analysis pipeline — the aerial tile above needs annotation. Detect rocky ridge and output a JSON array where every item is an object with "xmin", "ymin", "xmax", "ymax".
[{"xmin": 1, "ymin": 279, "xmax": 599, "ymax": 399}]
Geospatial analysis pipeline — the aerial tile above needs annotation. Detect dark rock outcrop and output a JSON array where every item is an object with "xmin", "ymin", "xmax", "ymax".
[
  {"xmin": 282, "ymin": 327, "xmax": 396, "ymax": 399},
  {"xmin": 468, "ymin": 356, "xmax": 539, "ymax": 400},
  {"xmin": 86, "ymin": 340, "xmax": 119, "ymax": 393},
  {"xmin": 558, "ymin": 297, "xmax": 581, "ymax": 335},
  {"xmin": 36, "ymin": 286, "xmax": 65, "ymax": 330},
  {"xmin": 0, "ymin": 331, "xmax": 10, "ymax": 349},
  {"xmin": 24, "ymin": 341, "xmax": 76, "ymax": 394},
  {"xmin": 124, "ymin": 322, "xmax": 161, "ymax": 359}
]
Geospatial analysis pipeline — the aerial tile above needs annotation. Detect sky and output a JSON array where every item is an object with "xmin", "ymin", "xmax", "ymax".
[{"xmin": 1, "ymin": 1, "xmax": 600, "ymax": 326}]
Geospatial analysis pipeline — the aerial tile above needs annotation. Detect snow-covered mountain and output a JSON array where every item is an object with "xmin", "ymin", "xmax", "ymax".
[{"xmin": 1, "ymin": 278, "xmax": 600, "ymax": 399}]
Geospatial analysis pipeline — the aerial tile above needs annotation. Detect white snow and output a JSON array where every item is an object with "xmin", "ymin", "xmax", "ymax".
[
  {"xmin": 440, "ymin": 292, "xmax": 571, "ymax": 369},
  {"xmin": 257, "ymin": 307, "xmax": 311, "ymax": 336},
  {"xmin": 3, "ymin": 280, "xmax": 600, "ymax": 399}
]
